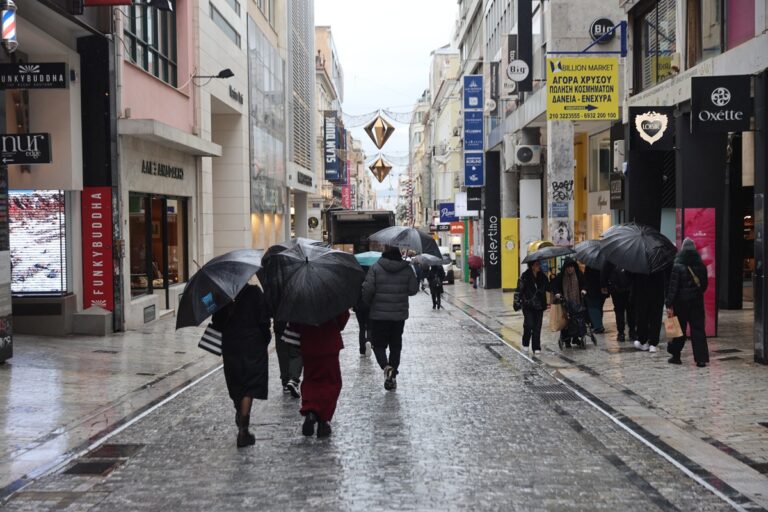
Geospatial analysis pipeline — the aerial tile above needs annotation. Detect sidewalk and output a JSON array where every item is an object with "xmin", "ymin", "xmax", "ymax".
[
  {"xmin": 0, "ymin": 317, "xmax": 218, "ymax": 497},
  {"xmin": 444, "ymin": 281, "xmax": 768, "ymax": 509}
]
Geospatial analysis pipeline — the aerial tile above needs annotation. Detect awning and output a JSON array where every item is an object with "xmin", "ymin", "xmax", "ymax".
[{"xmin": 119, "ymin": 119, "xmax": 223, "ymax": 157}]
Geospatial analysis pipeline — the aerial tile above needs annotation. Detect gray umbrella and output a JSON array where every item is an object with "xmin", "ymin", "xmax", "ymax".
[
  {"xmin": 369, "ymin": 226, "xmax": 441, "ymax": 257},
  {"xmin": 522, "ymin": 245, "xmax": 575, "ymax": 264},
  {"xmin": 574, "ymin": 240, "xmax": 605, "ymax": 269}
]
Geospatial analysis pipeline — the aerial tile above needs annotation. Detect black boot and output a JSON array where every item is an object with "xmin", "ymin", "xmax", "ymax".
[
  {"xmin": 667, "ymin": 356, "xmax": 682, "ymax": 365},
  {"xmin": 317, "ymin": 421, "xmax": 332, "ymax": 438},
  {"xmin": 302, "ymin": 411, "xmax": 318, "ymax": 436},
  {"xmin": 237, "ymin": 414, "xmax": 256, "ymax": 447}
]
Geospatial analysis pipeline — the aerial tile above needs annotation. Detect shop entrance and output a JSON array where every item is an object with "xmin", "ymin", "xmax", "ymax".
[{"xmin": 129, "ymin": 194, "xmax": 189, "ymax": 310}]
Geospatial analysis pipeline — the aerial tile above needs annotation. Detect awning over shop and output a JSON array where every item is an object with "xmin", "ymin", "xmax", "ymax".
[{"xmin": 119, "ymin": 119, "xmax": 223, "ymax": 157}]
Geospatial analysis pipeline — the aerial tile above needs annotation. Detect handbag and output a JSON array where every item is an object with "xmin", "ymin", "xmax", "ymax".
[
  {"xmin": 549, "ymin": 303, "xmax": 567, "ymax": 332},
  {"xmin": 664, "ymin": 316, "xmax": 684, "ymax": 339},
  {"xmin": 198, "ymin": 323, "xmax": 223, "ymax": 356},
  {"xmin": 687, "ymin": 266, "xmax": 701, "ymax": 288}
]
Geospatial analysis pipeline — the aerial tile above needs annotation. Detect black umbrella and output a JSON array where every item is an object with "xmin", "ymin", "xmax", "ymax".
[
  {"xmin": 266, "ymin": 244, "xmax": 365, "ymax": 326},
  {"xmin": 369, "ymin": 226, "xmax": 441, "ymax": 257},
  {"xmin": 176, "ymin": 249, "xmax": 263, "ymax": 329},
  {"xmin": 599, "ymin": 223, "xmax": 677, "ymax": 274},
  {"xmin": 262, "ymin": 237, "xmax": 328, "ymax": 260},
  {"xmin": 259, "ymin": 240, "xmax": 332, "ymax": 312},
  {"xmin": 574, "ymin": 240, "xmax": 605, "ymax": 269},
  {"xmin": 522, "ymin": 245, "xmax": 575, "ymax": 263}
]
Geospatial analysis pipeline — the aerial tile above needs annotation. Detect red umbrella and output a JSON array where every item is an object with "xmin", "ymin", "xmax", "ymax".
[{"xmin": 468, "ymin": 255, "xmax": 483, "ymax": 269}]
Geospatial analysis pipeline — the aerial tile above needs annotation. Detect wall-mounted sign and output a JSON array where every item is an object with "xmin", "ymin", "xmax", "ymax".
[
  {"xmin": 229, "ymin": 85, "xmax": 244, "ymax": 105},
  {"xmin": 297, "ymin": 171, "xmax": 313, "ymax": 187},
  {"xmin": 691, "ymin": 75, "xmax": 752, "ymax": 133},
  {"xmin": 610, "ymin": 174, "xmax": 623, "ymax": 202},
  {"xmin": 82, "ymin": 187, "xmax": 114, "ymax": 311},
  {"xmin": 449, "ymin": 222, "xmax": 465, "ymax": 235},
  {"xmin": 308, "ymin": 217, "xmax": 319, "ymax": 229},
  {"xmin": 0, "ymin": 63, "xmax": 68, "ymax": 90},
  {"xmin": 502, "ymin": 34, "xmax": 518, "ymax": 97},
  {"xmin": 516, "ymin": 0, "xmax": 533, "ymax": 92},
  {"xmin": 141, "ymin": 160, "xmax": 184, "ymax": 180},
  {"xmin": 323, "ymin": 111, "xmax": 339, "ymax": 181},
  {"xmin": 439, "ymin": 203, "xmax": 458, "ymax": 223},
  {"xmin": 464, "ymin": 153, "xmax": 484, "ymax": 187},
  {"xmin": 467, "ymin": 187, "xmax": 482, "ymax": 210},
  {"xmin": 546, "ymin": 57, "xmax": 619, "ymax": 121},
  {"xmin": 629, "ymin": 106, "xmax": 675, "ymax": 151},
  {"xmin": 590, "ymin": 18, "xmax": 616, "ymax": 44},
  {"xmin": 1, "ymin": 133, "xmax": 52, "ymax": 165},
  {"xmin": 463, "ymin": 111, "xmax": 484, "ymax": 151},
  {"xmin": 463, "ymin": 75, "xmax": 484, "ymax": 110}
]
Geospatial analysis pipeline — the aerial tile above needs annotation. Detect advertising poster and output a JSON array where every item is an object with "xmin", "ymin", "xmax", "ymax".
[
  {"xmin": 501, "ymin": 218, "xmax": 520, "ymax": 291},
  {"xmin": 546, "ymin": 57, "xmax": 619, "ymax": 121},
  {"xmin": 683, "ymin": 208, "xmax": 717, "ymax": 336}
]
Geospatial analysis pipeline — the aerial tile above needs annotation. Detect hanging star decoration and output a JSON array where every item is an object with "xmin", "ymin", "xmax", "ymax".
[
  {"xmin": 368, "ymin": 156, "xmax": 393, "ymax": 183},
  {"xmin": 364, "ymin": 114, "xmax": 395, "ymax": 149}
]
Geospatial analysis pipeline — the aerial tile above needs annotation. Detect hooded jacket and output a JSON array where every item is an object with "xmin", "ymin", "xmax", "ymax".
[
  {"xmin": 362, "ymin": 252, "xmax": 419, "ymax": 321},
  {"xmin": 665, "ymin": 249, "xmax": 708, "ymax": 307}
]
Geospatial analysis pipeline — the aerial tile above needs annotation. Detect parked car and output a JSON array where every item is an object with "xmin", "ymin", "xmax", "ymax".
[{"xmin": 439, "ymin": 246, "xmax": 456, "ymax": 285}]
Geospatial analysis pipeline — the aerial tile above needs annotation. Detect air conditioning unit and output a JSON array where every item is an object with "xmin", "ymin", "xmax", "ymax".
[{"xmin": 514, "ymin": 145, "xmax": 542, "ymax": 166}]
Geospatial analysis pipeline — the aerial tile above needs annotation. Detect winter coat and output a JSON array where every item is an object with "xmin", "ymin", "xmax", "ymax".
[
  {"xmin": 551, "ymin": 262, "xmax": 586, "ymax": 300},
  {"xmin": 361, "ymin": 253, "xmax": 419, "ymax": 321},
  {"xmin": 212, "ymin": 284, "xmax": 272, "ymax": 345},
  {"xmin": 665, "ymin": 250, "xmax": 708, "ymax": 307},
  {"xmin": 584, "ymin": 266, "xmax": 605, "ymax": 298},
  {"xmin": 515, "ymin": 269, "xmax": 550, "ymax": 310},
  {"xmin": 294, "ymin": 311, "xmax": 350, "ymax": 357},
  {"xmin": 428, "ymin": 265, "xmax": 445, "ymax": 288},
  {"xmin": 603, "ymin": 262, "xmax": 632, "ymax": 295}
]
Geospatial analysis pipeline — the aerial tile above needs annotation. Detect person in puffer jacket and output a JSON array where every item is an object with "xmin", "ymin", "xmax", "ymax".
[{"xmin": 361, "ymin": 246, "xmax": 419, "ymax": 391}]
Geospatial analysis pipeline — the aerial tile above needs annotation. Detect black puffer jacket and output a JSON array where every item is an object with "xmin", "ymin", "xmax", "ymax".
[
  {"xmin": 362, "ymin": 253, "xmax": 419, "ymax": 321},
  {"xmin": 665, "ymin": 250, "xmax": 708, "ymax": 307},
  {"xmin": 515, "ymin": 269, "xmax": 550, "ymax": 310}
]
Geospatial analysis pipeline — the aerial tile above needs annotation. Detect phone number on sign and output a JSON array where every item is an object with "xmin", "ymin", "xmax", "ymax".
[{"xmin": 548, "ymin": 112, "xmax": 617, "ymax": 120}]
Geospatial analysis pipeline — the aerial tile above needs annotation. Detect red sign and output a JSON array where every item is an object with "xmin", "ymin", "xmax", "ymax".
[
  {"xmin": 683, "ymin": 208, "xmax": 717, "ymax": 336},
  {"xmin": 84, "ymin": 0, "xmax": 132, "ymax": 5},
  {"xmin": 82, "ymin": 187, "xmax": 114, "ymax": 311},
  {"xmin": 450, "ymin": 222, "xmax": 465, "ymax": 234},
  {"xmin": 341, "ymin": 185, "xmax": 351, "ymax": 209}
]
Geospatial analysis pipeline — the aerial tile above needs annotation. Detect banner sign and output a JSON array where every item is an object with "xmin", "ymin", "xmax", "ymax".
[
  {"xmin": 464, "ymin": 110, "xmax": 484, "ymax": 151},
  {"xmin": 546, "ymin": 57, "xmax": 619, "ymax": 121},
  {"xmin": 439, "ymin": 203, "xmax": 458, "ymax": 223},
  {"xmin": 0, "ymin": 63, "xmax": 68, "ymax": 90},
  {"xmin": 464, "ymin": 153, "xmax": 484, "ymax": 187},
  {"xmin": 323, "ymin": 111, "xmax": 339, "ymax": 181},
  {"xmin": 0, "ymin": 133, "xmax": 52, "ymax": 165},
  {"xmin": 455, "ymin": 192, "xmax": 478, "ymax": 218},
  {"xmin": 629, "ymin": 106, "xmax": 675, "ymax": 151},
  {"xmin": 502, "ymin": 34, "xmax": 518, "ymax": 97},
  {"xmin": 341, "ymin": 186, "xmax": 351, "ymax": 209},
  {"xmin": 484, "ymin": 152, "xmax": 501, "ymax": 288},
  {"xmin": 463, "ymin": 75, "xmax": 483, "ymax": 110},
  {"xmin": 501, "ymin": 218, "xmax": 520, "ymax": 290},
  {"xmin": 82, "ymin": 187, "xmax": 114, "ymax": 311},
  {"xmin": 467, "ymin": 187, "xmax": 482, "ymax": 211},
  {"xmin": 692, "ymin": 75, "xmax": 752, "ymax": 133},
  {"xmin": 517, "ymin": 0, "xmax": 533, "ymax": 92}
]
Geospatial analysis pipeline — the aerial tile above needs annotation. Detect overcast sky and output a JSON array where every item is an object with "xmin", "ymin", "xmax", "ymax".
[{"xmin": 314, "ymin": 1, "xmax": 457, "ymax": 201}]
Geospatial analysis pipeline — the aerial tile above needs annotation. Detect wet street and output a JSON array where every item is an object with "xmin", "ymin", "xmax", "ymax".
[{"xmin": 2, "ymin": 292, "xmax": 740, "ymax": 511}]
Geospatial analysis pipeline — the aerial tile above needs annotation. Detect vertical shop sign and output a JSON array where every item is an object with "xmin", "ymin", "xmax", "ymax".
[
  {"xmin": 82, "ymin": 187, "xmax": 114, "ymax": 311},
  {"xmin": 517, "ymin": 0, "xmax": 533, "ymax": 92},
  {"xmin": 484, "ymin": 152, "xmax": 501, "ymax": 288},
  {"xmin": 501, "ymin": 218, "xmax": 520, "ymax": 290},
  {"xmin": 323, "ymin": 111, "xmax": 339, "ymax": 181},
  {"xmin": 683, "ymin": 208, "xmax": 717, "ymax": 337},
  {"xmin": 0, "ymin": 165, "xmax": 10, "ymax": 361}
]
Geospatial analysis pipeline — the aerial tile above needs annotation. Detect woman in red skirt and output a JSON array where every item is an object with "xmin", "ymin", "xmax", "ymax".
[{"xmin": 293, "ymin": 310, "xmax": 350, "ymax": 438}]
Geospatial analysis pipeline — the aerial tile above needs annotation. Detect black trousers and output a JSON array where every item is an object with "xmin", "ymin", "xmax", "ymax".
[
  {"xmin": 634, "ymin": 278, "xmax": 664, "ymax": 346},
  {"xmin": 522, "ymin": 308, "xmax": 543, "ymax": 351},
  {"xmin": 355, "ymin": 309, "xmax": 369, "ymax": 354},
  {"xmin": 612, "ymin": 292, "xmax": 635, "ymax": 336},
  {"xmin": 275, "ymin": 326, "xmax": 303, "ymax": 386},
  {"xmin": 667, "ymin": 299, "xmax": 709, "ymax": 363},
  {"xmin": 370, "ymin": 319, "xmax": 405, "ymax": 374},
  {"xmin": 430, "ymin": 285, "xmax": 442, "ymax": 308}
]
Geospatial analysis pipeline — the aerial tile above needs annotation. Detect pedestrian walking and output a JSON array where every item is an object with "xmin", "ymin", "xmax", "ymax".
[
  {"xmin": 428, "ymin": 264, "xmax": 445, "ymax": 309},
  {"xmin": 470, "ymin": 265, "xmax": 481, "ymax": 289},
  {"xmin": 632, "ymin": 270, "xmax": 666, "ymax": 354},
  {"xmin": 274, "ymin": 321, "xmax": 302, "ymax": 397},
  {"xmin": 294, "ymin": 311, "xmax": 350, "ymax": 438},
  {"xmin": 361, "ymin": 246, "xmax": 419, "ymax": 390},
  {"xmin": 353, "ymin": 276, "xmax": 372, "ymax": 357},
  {"xmin": 583, "ymin": 264, "xmax": 608, "ymax": 333},
  {"xmin": 514, "ymin": 260, "xmax": 550, "ymax": 354},
  {"xmin": 665, "ymin": 238, "xmax": 709, "ymax": 367},
  {"xmin": 211, "ymin": 280, "xmax": 272, "ymax": 448},
  {"xmin": 552, "ymin": 258, "xmax": 587, "ymax": 348},
  {"xmin": 604, "ymin": 262, "xmax": 635, "ymax": 342}
]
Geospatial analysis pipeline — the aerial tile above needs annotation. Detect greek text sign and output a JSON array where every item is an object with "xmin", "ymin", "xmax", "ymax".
[{"xmin": 546, "ymin": 57, "xmax": 619, "ymax": 121}]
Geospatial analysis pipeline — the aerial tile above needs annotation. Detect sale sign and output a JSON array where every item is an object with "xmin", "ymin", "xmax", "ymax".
[{"xmin": 82, "ymin": 187, "xmax": 114, "ymax": 311}]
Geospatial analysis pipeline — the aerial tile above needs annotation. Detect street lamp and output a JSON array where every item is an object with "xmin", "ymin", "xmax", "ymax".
[
  {"xmin": 148, "ymin": 0, "xmax": 173, "ymax": 12},
  {"xmin": 1, "ymin": 0, "xmax": 17, "ymax": 54},
  {"xmin": 193, "ymin": 68, "xmax": 234, "ymax": 80}
]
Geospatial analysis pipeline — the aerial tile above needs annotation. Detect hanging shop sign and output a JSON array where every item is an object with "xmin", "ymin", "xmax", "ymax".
[
  {"xmin": 464, "ymin": 110, "xmax": 484, "ymax": 151},
  {"xmin": 0, "ymin": 62, "xmax": 68, "ymax": 90},
  {"xmin": 516, "ymin": 0, "xmax": 533, "ymax": 92},
  {"xmin": 82, "ymin": 187, "xmax": 114, "ymax": 311},
  {"xmin": 464, "ymin": 153, "xmax": 484, "ymax": 187},
  {"xmin": 297, "ymin": 171, "xmax": 313, "ymax": 187},
  {"xmin": 449, "ymin": 222, "xmax": 465, "ymax": 235},
  {"xmin": 467, "ymin": 187, "xmax": 482, "ymax": 211},
  {"xmin": 323, "ymin": 111, "xmax": 340, "ymax": 181},
  {"xmin": 502, "ymin": 34, "xmax": 518, "ymax": 97},
  {"xmin": 691, "ymin": 75, "xmax": 752, "ymax": 133},
  {"xmin": 484, "ymin": 153, "xmax": 502, "ymax": 288},
  {"xmin": 463, "ymin": 75, "xmax": 484, "ymax": 110},
  {"xmin": 629, "ymin": 106, "xmax": 675, "ymax": 151},
  {"xmin": 589, "ymin": 18, "xmax": 616, "ymax": 44},
  {"xmin": 610, "ymin": 174, "xmax": 623, "ymax": 204},
  {"xmin": 455, "ymin": 192, "xmax": 478, "ymax": 218},
  {"xmin": 546, "ymin": 57, "xmax": 619, "ymax": 121},
  {"xmin": 430, "ymin": 224, "xmax": 450, "ymax": 233},
  {"xmin": 439, "ymin": 203, "xmax": 458, "ymax": 223},
  {"xmin": 0, "ymin": 133, "xmax": 52, "ymax": 165}
]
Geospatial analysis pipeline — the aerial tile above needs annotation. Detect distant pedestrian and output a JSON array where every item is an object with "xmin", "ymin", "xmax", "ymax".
[
  {"xmin": 604, "ymin": 262, "xmax": 635, "ymax": 342},
  {"xmin": 515, "ymin": 260, "xmax": 550, "ymax": 354},
  {"xmin": 470, "ymin": 266, "xmax": 481, "ymax": 289},
  {"xmin": 428, "ymin": 264, "xmax": 445, "ymax": 309},
  {"xmin": 211, "ymin": 280, "xmax": 272, "ymax": 448},
  {"xmin": 583, "ymin": 264, "xmax": 607, "ymax": 333},
  {"xmin": 361, "ymin": 246, "xmax": 419, "ymax": 390},
  {"xmin": 665, "ymin": 238, "xmax": 709, "ymax": 367},
  {"xmin": 353, "ymin": 269, "xmax": 372, "ymax": 357},
  {"xmin": 632, "ymin": 270, "xmax": 666, "ymax": 354},
  {"xmin": 274, "ymin": 320, "xmax": 303, "ymax": 398},
  {"xmin": 295, "ymin": 311, "xmax": 350, "ymax": 438}
]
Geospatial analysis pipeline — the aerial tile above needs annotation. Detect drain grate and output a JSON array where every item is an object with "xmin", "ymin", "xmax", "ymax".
[
  {"xmin": 527, "ymin": 384, "xmax": 580, "ymax": 401},
  {"xmin": 714, "ymin": 348, "xmax": 742, "ymax": 354},
  {"xmin": 92, "ymin": 350, "xmax": 119, "ymax": 354},
  {"xmin": 135, "ymin": 372, "xmax": 157, "ymax": 376},
  {"xmin": 64, "ymin": 460, "xmax": 122, "ymax": 476},
  {"xmin": 86, "ymin": 444, "xmax": 143, "ymax": 459}
]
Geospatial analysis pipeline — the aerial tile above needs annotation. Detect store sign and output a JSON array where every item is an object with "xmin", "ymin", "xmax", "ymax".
[
  {"xmin": 464, "ymin": 153, "xmax": 484, "ymax": 187},
  {"xmin": 439, "ymin": 203, "xmax": 458, "ymax": 223},
  {"xmin": 590, "ymin": 18, "xmax": 616, "ymax": 44},
  {"xmin": 0, "ymin": 63, "xmax": 68, "ymax": 90},
  {"xmin": 323, "ymin": 111, "xmax": 339, "ymax": 181},
  {"xmin": 692, "ymin": 75, "xmax": 752, "ymax": 133},
  {"xmin": 630, "ymin": 106, "xmax": 675, "ymax": 151},
  {"xmin": 297, "ymin": 171, "xmax": 313, "ymax": 187},
  {"xmin": 455, "ymin": 192, "xmax": 478, "ymax": 218},
  {"xmin": 467, "ymin": 187, "xmax": 482, "ymax": 210},
  {"xmin": 341, "ymin": 186, "xmax": 351, "ymax": 209},
  {"xmin": 484, "ymin": 155, "xmax": 502, "ymax": 287},
  {"xmin": 502, "ymin": 34, "xmax": 519, "ymax": 97},
  {"xmin": 449, "ymin": 222, "xmax": 465, "ymax": 235},
  {"xmin": 464, "ymin": 111, "xmax": 484, "ymax": 151},
  {"xmin": 82, "ymin": 187, "xmax": 114, "ymax": 311},
  {"xmin": 546, "ymin": 57, "xmax": 619, "ymax": 121},
  {"xmin": 610, "ymin": 174, "xmax": 623, "ymax": 202},
  {"xmin": 516, "ymin": 0, "xmax": 533, "ymax": 92},
  {"xmin": 463, "ymin": 75, "xmax": 483, "ymax": 110},
  {"xmin": 141, "ymin": 160, "xmax": 184, "ymax": 180},
  {"xmin": 1, "ymin": 133, "xmax": 52, "ymax": 165},
  {"xmin": 435, "ymin": 224, "xmax": 450, "ymax": 232}
]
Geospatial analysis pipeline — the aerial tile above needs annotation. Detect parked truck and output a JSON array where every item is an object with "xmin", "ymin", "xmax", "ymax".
[{"xmin": 325, "ymin": 208, "xmax": 395, "ymax": 253}]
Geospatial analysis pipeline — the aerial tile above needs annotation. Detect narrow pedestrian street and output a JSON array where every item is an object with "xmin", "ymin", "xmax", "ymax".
[{"xmin": 2, "ymin": 293, "xmax": 740, "ymax": 511}]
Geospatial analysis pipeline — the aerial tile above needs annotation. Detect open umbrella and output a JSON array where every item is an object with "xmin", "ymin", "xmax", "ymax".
[
  {"xmin": 468, "ymin": 255, "xmax": 483, "ymax": 270},
  {"xmin": 574, "ymin": 240, "xmax": 605, "ymax": 269},
  {"xmin": 266, "ymin": 244, "xmax": 365, "ymax": 326},
  {"xmin": 263, "ymin": 237, "xmax": 327, "ymax": 259},
  {"xmin": 413, "ymin": 253, "xmax": 444, "ymax": 266},
  {"xmin": 599, "ymin": 223, "xmax": 676, "ymax": 274},
  {"xmin": 176, "ymin": 249, "xmax": 263, "ymax": 329},
  {"xmin": 522, "ymin": 245, "xmax": 575, "ymax": 264},
  {"xmin": 369, "ymin": 226, "xmax": 441, "ymax": 257},
  {"xmin": 354, "ymin": 251, "xmax": 382, "ymax": 267}
]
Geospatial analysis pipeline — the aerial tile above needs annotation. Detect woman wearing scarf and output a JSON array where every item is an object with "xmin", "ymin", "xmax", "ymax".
[{"xmin": 552, "ymin": 258, "xmax": 587, "ymax": 347}]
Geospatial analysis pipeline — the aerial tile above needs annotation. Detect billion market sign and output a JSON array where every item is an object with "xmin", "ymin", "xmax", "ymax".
[{"xmin": 546, "ymin": 57, "xmax": 619, "ymax": 121}]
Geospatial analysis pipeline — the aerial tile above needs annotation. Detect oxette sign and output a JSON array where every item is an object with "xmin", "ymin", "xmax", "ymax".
[
  {"xmin": 692, "ymin": 75, "xmax": 752, "ymax": 133},
  {"xmin": 82, "ymin": 187, "xmax": 114, "ymax": 311},
  {"xmin": 0, "ymin": 63, "xmax": 68, "ymax": 90}
]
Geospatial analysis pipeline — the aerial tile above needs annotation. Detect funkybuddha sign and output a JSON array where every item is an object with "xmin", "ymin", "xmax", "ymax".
[{"xmin": 546, "ymin": 57, "xmax": 619, "ymax": 121}]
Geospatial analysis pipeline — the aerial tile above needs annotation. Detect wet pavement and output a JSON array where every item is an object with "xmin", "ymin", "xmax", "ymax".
[{"xmin": 0, "ymin": 292, "xmax": 749, "ymax": 511}]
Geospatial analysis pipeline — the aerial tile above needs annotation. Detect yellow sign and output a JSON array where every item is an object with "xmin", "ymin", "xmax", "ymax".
[
  {"xmin": 501, "ymin": 218, "xmax": 520, "ymax": 291},
  {"xmin": 546, "ymin": 57, "xmax": 619, "ymax": 121}
]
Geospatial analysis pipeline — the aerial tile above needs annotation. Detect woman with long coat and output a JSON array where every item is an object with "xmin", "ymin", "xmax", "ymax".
[
  {"xmin": 428, "ymin": 264, "xmax": 445, "ymax": 309},
  {"xmin": 515, "ymin": 260, "xmax": 550, "ymax": 354},
  {"xmin": 212, "ymin": 281, "xmax": 272, "ymax": 448},
  {"xmin": 551, "ymin": 258, "xmax": 587, "ymax": 347},
  {"xmin": 666, "ymin": 238, "xmax": 709, "ymax": 367}
]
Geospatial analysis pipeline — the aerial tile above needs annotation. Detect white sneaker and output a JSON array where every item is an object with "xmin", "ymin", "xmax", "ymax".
[
  {"xmin": 633, "ymin": 340, "xmax": 649, "ymax": 351},
  {"xmin": 364, "ymin": 341, "xmax": 372, "ymax": 357},
  {"xmin": 649, "ymin": 345, "xmax": 658, "ymax": 353},
  {"xmin": 533, "ymin": 350, "xmax": 541, "ymax": 355}
]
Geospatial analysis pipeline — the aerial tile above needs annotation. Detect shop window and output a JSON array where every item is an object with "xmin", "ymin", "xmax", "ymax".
[
  {"xmin": 10, "ymin": 190, "xmax": 67, "ymax": 294},
  {"xmin": 124, "ymin": 1, "xmax": 178, "ymax": 86},
  {"xmin": 589, "ymin": 133, "xmax": 611, "ymax": 193},
  {"xmin": 687, "ymin": 0, "xmax": 723, "ymax": 66},
  {"xmin": 210, "ymin": 4, "xmax": 241, "ymax": 47},
  {"xmin": 634, "ymin": 0, "xmax": 677, "ymax": 93}
]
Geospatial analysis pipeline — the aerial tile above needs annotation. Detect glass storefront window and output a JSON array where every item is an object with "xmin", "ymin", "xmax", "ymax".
[
  {"xmin": 687, "ymin": 0, "xmax": 723, "ymax": 66},
  {"xmin": 129, "ymin": 194, "xmax": 149, "ymax": 297},
  {"xmin": 635, "ymin": 0, "xmax": 677, "ymax": 92},
  {"xmin": 589, "ymin": 132, "xmax": 611, "ymax": 193},
  {"xmin": 166, "ymin": 199, "xmax": 187, "ymax": 286}
]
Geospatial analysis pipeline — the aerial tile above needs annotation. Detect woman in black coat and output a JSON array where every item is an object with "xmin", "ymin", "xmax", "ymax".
[
  {"xmin": 428, "ymin": 264, "xmax": 445, "ymax": 309},
  {"xmin": 666, "ymin": 238, "xmax": 709, "ymax": 367},
  {"xmin": 212, "ymin": 282, "xmax": 272, "ymax": 447},
  {"xmin": 515, "ymin": 260, "xmax": 550, "ymax": 354}
]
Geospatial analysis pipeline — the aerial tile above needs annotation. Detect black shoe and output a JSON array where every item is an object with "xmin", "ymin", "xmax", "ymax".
[
  {"xmin": 697, "ymin": 362, "xmax": 707, "ymax": 368},
  {"xmin": 667, "ymin": 356, "xmax": 682, "ymax": 365},
  {"xmin": 384, "ymin": 366, "xmax": 395, "ymax": 391},
  {"xmin": 302, "ymin": 412, "xmax": 318, "ymax": 436},
  {"xmin": 317, "ymin": 421, "xmax": 332, "ymax": 438},
  {"xmin": 617, "ymin": 333, "xmax": 625, "ymax": 342},
  {"xmin": 594, "ymin": 328, "xmax": 605, "ymax": 334},
  {"xmin": 286, "ymin": 380, "xmax": 300, "ymax": 398},
  {"xmin": 236, "ymin": 415, "xmax": 256, "ymax": 447}
]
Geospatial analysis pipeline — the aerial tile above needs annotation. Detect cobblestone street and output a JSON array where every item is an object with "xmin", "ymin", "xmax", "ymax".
[{"xmin": 2, "ymin": 293, "xmax": 747, "ymax": 511}]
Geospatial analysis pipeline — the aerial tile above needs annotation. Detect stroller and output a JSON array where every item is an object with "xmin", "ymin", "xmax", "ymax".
[{"xmin": 557, "ymin": 298, "xmax": 597, "ymax": 350}]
